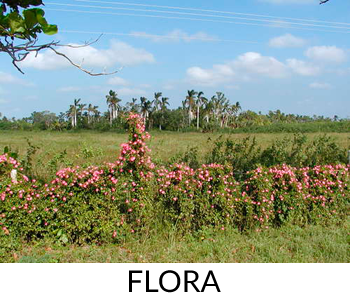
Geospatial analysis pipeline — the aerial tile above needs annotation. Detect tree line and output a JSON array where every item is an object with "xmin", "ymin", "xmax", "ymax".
[{"xmin": 0, "ymin": 89, "xmax": 345, "ymax": 131}]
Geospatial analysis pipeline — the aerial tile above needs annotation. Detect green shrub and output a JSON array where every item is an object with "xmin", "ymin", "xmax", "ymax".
[{"xmin": 0, "ymin": 114, "xmax": 349, "ymax": 254}]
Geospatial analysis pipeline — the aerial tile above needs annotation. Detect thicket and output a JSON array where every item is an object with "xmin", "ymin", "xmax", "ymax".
[{"xmin": 0, "ymin": 114, "xmax": 349, "ymax": 258}]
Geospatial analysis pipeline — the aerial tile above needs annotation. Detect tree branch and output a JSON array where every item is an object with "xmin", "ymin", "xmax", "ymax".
[{"xmin": 0, "ymin": 34, "xmax": 121, "ymax": 76}]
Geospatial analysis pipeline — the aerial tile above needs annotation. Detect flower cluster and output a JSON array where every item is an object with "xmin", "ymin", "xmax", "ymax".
[
  {"xmin": 116, "ymin": 113, "xmax": 154, "ymax": 176},
  {"xmin": 0, "ymin": 113, "xmax": 349, "ymax": 245}
]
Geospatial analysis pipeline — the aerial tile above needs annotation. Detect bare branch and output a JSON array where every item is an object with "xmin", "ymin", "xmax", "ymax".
[
  {"xmin": 0, "ymin": 34, "xmax": 121, "ymax": 76},
  {"xmin": 56, "ymin": 34, "xmax": 104, "ymax": 49},
  {"xmin": 49, "ymin": 46, "xmax": 121, "ymax": 76},
  {"xmin": 319, "ymin": 0, "xmax": 330, "ymax": 4}
]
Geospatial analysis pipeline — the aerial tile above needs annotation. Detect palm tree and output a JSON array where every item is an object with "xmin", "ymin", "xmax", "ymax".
[
  {"xmin": 195, "ymin": 91, "xmax": 207, "ymax": 130},
  {"xmin": 230, "ymin": 101, "xmax": 241, "ymax": 128},
  {"xmin": 161, "ymin": 97, "xmax": 169, "ymax": 111},
  {"xmin": 221, "ymin": 100, "xmax": 230, "ymax": 128},
  {"xmin": 67, "ymin": 105, "xmax": 77, "ymax": 128},
  {"xmin": 185, "ymin": 90, "xmax": 197, "ymax": 126},
  {"xmin": 203, "ymin": 99, "xmax": 213, "ymax": 124},
  {"xmin": 140, "ymin": 97, "xmax": 152, "ymax": 124},
  {"xmin": 211, "ymin": 92, "xmax": 228, "ymax": 127},
  {"xmin": 73, "ymin": 98, "xmax": 81, "ymax": 128},
  {"xmin": 86, "ymin": 104, "xmax": 94, "ymax": 124},
  {"xmin": 126, "ymin": 98, "xmax": 139, "ymax": 113},
  {"xmin": 158, "ymin": 97, "xmax": 169, "ymax": 130},
  {"xmin": 106, "ymin": 90, "xmax": 121, "ymax": 127},
  {"xmin": 92, "ymin": 106, "xmax": 100, "ymax": 122},
  {"xmin": 153, "ymin": 92, "xmax": 162, "ymax": 112},
  {"xmin": 78, "ymin": 103, "xmax": 86, "ymax": 125},
  {"xmin": 67, "ymin": 98, "xmax": 80, "ymax": 128}
]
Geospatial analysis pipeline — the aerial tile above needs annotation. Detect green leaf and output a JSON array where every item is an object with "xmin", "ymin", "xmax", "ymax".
[
  {"xmin": 8, "ymin": 12, "xmax": 26, "ymax": 34},
  {"xmin": 10, "ymin": 153, "xmax": 18, "ymax": 159},
  {"xmin": 42, "ymin": 24, "xmax": 57, "ymax": 35},
  {"xmin": 23, "ymin": 9, "xmax": 38, "ymax": 30},
  {"xmin": 33, "ymin": 8, "xmax": 47, "ymax": 27},
  {"xmin": 60, "ymin": 234, "xmax": 68, "ymax": 244}
]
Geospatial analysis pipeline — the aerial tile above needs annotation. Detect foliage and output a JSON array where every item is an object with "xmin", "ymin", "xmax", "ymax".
[
  {"xmin": 0, "ymin": 1, "xmax": 57, "ymax": 38},
  {"xmin": 1, "ymin": 90, "xmax": 349, "ymax": 133},
  {"xmin": 0, "ymin": 114, "xmax": 349, "ymax": 258},
  {"xmin": 205, "ymin": 133, "xmax": 348, "ymax": 178}
]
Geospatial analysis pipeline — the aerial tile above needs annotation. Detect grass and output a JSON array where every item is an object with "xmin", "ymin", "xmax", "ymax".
[
  {"xmin": 0, "ymin": 130, "xmax": 349, "ymax": 180},
  {"xmin": 0, "ymin": 129, "xmax": 349, "ymax": 263},
  {"xmin": 4, "ymin": 219, "xmax": 349, "ymax": 263}
]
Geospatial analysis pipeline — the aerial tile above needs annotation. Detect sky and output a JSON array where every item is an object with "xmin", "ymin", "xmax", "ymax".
[{"xmin": 0, "ymin": 0, "xmax": 350, "ymax": 119}]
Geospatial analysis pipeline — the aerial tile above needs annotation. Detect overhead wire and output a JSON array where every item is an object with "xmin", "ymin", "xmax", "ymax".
[
  {"xmin": 45, "ymin": 7, "xmax": 350, "ymax": 34},
  {"xmin": 60, "ymin": 30, "xmax": 260, "ymax": 44},
  {"xmin": 73, "ymin": 0, "xmax": 350, "ymax": 27},
  {"xmin": 45, "ymin": 2, "xmax": 350, "ymax": 31}
]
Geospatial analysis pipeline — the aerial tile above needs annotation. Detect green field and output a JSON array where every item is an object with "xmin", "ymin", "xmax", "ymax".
[
  {"xmin": 0, "ymin": 129, "xmax": 349, "ymax": 263},
  {"xmin": 6, "ymin": 219, "xmax": 350, "ymax": 263},
  {"xmin": 1, "ymin": 130, "xmax": 349, "ymax": 179}
]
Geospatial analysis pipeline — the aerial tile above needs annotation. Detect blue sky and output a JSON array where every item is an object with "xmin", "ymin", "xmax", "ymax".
[{"xmin": 1, "ymin": 0, "xmax": 350, "ymax": 118}]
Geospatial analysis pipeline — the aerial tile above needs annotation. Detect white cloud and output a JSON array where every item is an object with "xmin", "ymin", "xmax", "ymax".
[
  {"xmin": 309, "ymin": 82, "xmax": 332, "ymax": 89},
  {"xmin": 117, "ymin": 87, "xmax": 147, "ymax": 96},
  {"xmin": 187, "ymin": 52, "xmax": 289, "ymax": 86},
  {"xmin": 0, "ymin": 98, "xmax": 9, "ymax": 104},
  {"xmin": 187, "ymin": 64, "xmax": 235, "ymax": 86},
  {"xmin": 287, "ymin": 59, "xmax": 321, "ymax": 76},
  {"xmin": 0, "ymin": 71, "xmax": 33, "ymax": 86},
  {"xmin": 58, "ymin": 86, "xmax": 82, "ymax": 93},
  {"xmin": 305, "ymin": 46, "xmax": 347, "ymax": 63},
  {"xmin": 130, "ymin": 29, "xmax": 217, "ymax": 43},
  {"xmin": 259, "ymin": 0, "xmax": 316, "ymax": 4},
  {"xmin": 19, "ymin": 39, "xmax": 155, "ymax": 71},
  {"xmin": 233, "ymin": 52, "xmax": 289, "ymax": 78},
  {"xmin": 185, "ymin": 49, "xmax": 331, "ymax": 87},
  {"xmin": 269, "ymin": 33, "xmax": 306, "ymax": 48},
  {"xmin": 107, "ymin": 76, "xmax": 130, "ymax": 86},
  {"xmin": 0, "ymin": 72, "xmax": 17, "ymax": 84}
]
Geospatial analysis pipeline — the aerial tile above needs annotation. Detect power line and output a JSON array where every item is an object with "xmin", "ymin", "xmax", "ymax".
[
  {"xmin": 46, "ymin": 2, "xmax": 350, "ymax": 31},
  {"xmin": 60, "ymin": 29, "xmax": 260, "ymax": 44},
  {"xmin": 45, "ymin": 8, "xmax": 350, "ymax": 34},
  {"xmin": 74, "ymin": 0, "xmax": 350, "ymax": 27}
]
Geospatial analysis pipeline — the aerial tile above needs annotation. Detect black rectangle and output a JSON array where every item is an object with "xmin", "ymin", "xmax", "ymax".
[{"xmin": 129, "ymin": 270, "xmax": 221, "ymax": 293}]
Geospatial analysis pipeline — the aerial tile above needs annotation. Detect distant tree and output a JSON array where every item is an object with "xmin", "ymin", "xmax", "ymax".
[
  {"xmin": 106, "ymin": 90, "xmax": 121, "ymax": 127},
  {"xmin": 153, "ymin": 92, "xmax": 162, "ymax": 112},
  {"xmin": 161, "ymin": 97, "xmax": 169, "ymax": 111},
  {"xmin": 195, "ymin": 91, "xmax": 207, "ymax": 130},
  {"xmin": 126, "ymin": 98, "xmax": 139, "ymax": 113},
  {"xmin": 67, "ymin": 98, "xmax": 80, "ymax": 128},
  {"xmin": 140, "ymin": 96, "xmax": 152, "ymax": 125},
  {"xmin": 158, "ymin": 96, "xmax": 169, "ymax": 130},
  {"xmin": 185, "ymin": 90, "xmax": 197, "ymax": 126},
  {"xmin": 30, "ymin": 110, "xmax": 57, "ymax": 129}
]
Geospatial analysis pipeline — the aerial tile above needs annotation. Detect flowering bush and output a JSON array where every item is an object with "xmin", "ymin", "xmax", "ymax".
[
  {"xmin": 0, "ymin": 154, "xmax": 21, "ymax": 178},
  {"xmin": 243, "ymin": 164, "xmax": 349, "ymax": 229},
  {"xmin": 155, "ymin": 163, "xmax": 245, "ymax": 231},
  {"xmin": 0, "ymin": 113, "xmax": 349, "ymax": 251}
]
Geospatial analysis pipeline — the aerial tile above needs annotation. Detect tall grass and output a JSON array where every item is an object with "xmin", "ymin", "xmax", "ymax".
[
  {"xmin": 0, "ymin": 130, "xmax": 349, "ymax": 181},
  {"xmin": 6, "ymin": 219, "xmax": 350, "ymax": 263}
]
